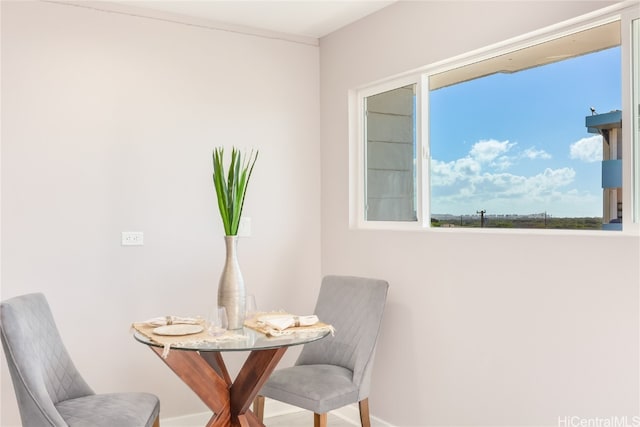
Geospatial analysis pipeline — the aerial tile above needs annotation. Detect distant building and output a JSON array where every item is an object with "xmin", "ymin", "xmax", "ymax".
[{"xmin": 586, "ymin": 110, "xmax": 622, "ymax": 230}]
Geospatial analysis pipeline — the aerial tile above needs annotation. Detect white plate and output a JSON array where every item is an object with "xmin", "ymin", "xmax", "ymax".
[{"xmin": 153, "ymin": 324, "xmax": 203, "ymax": 336}]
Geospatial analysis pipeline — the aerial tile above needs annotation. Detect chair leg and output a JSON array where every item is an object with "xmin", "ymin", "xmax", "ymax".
[
  {"xmin": 359, "ymin": 398, "xmax": 371, "ymax": 427},
  {"xmin": 253, "ymin": 395, "xmax": 265, "ymax": 422},
  {"xmin": 153, "ymin": 415, "xmax": 160, "ymax": 427},
  {"xmin": 314, "ymin": 412, "xmax": 327, "ymax": 427}
]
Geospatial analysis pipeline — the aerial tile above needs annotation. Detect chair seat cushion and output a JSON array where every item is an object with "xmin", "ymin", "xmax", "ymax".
[
  {"xmin": 55, "ymin": 392, "xmax": 159, "ymax": 427},
  {"xmin": 261, "ymin": 364, "xmax": 358, "ymax": 414}
]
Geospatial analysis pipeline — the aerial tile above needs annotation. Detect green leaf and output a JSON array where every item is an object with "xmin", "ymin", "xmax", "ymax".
[{"xmin": 212, "ymin": 146, "xmax": 258, "ymax": 236}]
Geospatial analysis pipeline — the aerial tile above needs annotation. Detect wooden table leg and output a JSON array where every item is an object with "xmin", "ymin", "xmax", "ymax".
[
  {"xmin": 231, "ymin": 347, "xmax": 287, "ymax": 426},
  {"xmin": 200, "ymin": 352, "xmax": 233, "ymax": 386},
  {"xmin": 149, "ymin": 347, "xmax": 230, "ymax": 426},
  {"xmin": 149, "ymin": 346, "xmax": 288, "ymax": 427}
]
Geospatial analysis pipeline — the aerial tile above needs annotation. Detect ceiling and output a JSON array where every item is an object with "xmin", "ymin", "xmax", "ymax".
[{"xmin": 113, "ymin": 0, "xmax": 397, "ymax": 38}]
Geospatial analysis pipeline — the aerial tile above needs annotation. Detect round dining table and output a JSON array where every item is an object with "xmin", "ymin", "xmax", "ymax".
[{"xmin": 134, "ymin": 326, "xmax": 330, "ymax": 427}]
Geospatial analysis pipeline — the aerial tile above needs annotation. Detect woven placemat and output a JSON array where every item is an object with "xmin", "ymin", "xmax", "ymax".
[
  {"xmin": 243, "ymin": 312, "xmax": 334, "ymax": 337},
  {"xmin": 131, "ymin": 321, "xmax": 245, "ymax": 358}
]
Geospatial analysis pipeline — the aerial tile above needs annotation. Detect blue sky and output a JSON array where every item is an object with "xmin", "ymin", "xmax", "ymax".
[{"xmin": 429, "ymin": 46, "xmax": 621, "ymax": 217}]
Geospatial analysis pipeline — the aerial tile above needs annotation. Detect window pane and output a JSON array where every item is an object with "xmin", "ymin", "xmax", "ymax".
[
  {"xmin": 429, "ymin": 24, "xmax": 621, "ymax": 230},
  {"xmin": 365, "ymin": 84, "xmax": 417, "ymax": 221}
]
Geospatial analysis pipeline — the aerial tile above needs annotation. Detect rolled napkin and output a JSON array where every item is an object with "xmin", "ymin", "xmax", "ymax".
[
  {"xmin": 142, "ymin": 316, "xmax": 200, "ymax": 327},
  {"xmin": 258, "ymin": 314, "xmax": 319, "ymax": 331}
]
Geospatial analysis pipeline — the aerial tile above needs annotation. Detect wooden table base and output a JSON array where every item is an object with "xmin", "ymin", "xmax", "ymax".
[{"xmin": 150, "ymin": 346, "xmax": 287, "ymax": 427}]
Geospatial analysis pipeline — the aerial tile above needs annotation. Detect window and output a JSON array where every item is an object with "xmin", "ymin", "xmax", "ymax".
[
  {"xmin": 354, "ymin": 7, "xmax": 638, "ymax": 232},
  {"xmin": 429, "ymin": 33, "xmax": 620, "ymax": 230},
  {"xmin": 364, "ymin": 84, "xmax": 417, "ymax": 221}
]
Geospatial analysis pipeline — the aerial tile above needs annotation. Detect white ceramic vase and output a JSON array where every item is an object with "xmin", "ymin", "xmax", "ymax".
[{"xmin": 217, "ymin": 235, "xmax": 246, "ymax": 330}]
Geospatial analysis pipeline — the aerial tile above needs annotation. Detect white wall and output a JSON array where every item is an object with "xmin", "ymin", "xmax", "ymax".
[
  {"xmin": 320, "ymin": 1, "xmax": 639, "ymax": 426},
  {"xmin": 1, "ymin": 1, "xmax": 321, "ymax": 425}
]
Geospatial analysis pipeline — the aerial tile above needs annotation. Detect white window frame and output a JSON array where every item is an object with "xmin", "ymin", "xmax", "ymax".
[
  {"xmin": 633, "ymin": 16, "xmax": 640, "ymax": 223},
  {"xmin": 349, "ymin": 1, "xmax": 639, "ymax": 235},
  {"xmin": 350, "ymin": 73, "xmax": 425, "ymax": 230}
]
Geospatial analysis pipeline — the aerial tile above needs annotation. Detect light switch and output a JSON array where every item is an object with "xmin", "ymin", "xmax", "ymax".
[
  {"xmin": 121, "ymin": 231, "xmax": 144, "ymax": 246},
  {"xmin": 238, "ymin": 217, "xmax": 251, "ymax": 237}
]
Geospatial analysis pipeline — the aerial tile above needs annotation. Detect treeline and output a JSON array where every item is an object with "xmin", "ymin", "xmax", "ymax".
[{"xmin": 431, "ymin": 216, "xmax": 603, "ymax": 230}]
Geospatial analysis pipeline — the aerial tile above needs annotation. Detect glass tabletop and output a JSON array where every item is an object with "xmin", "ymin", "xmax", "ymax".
[{"xmin": 133, "ymin": 327, "xmax": 330, "ymax": 352}]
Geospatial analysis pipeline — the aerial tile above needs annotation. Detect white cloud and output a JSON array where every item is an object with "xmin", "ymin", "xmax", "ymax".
[
  {"xmin": 430, "ymin": 156, "xmax": 480, "ymax": 186},
  {"xmin": 492, "ymin": 155, "xmax": 513, "ymax": 170},
  {"xmin": 523, "ymin": 147, "xmax": 551, "ymax": 160},
  {"xmin": 570, "ymin": 135, "xmax": 602, "ymax": 163},
  {"xmin": 526, "ymin": 167, "xmax": 576, "ymax": 193},
  {"xmin": 432, "ymin": 160, "xmax": 575, "ymax": 194},
  {"xmin": 430, "ymin": 137, "xmax": 588, "ymax": 215},
  {"xmin": 469, "ymin": 139, "xmax": 513, "ymax": 163}
]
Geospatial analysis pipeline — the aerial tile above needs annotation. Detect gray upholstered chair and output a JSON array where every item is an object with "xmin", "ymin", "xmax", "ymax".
[
  {"xmin": 0, "ymin": 293, "xmax": 160, "ymax": 427},
  {"xmin": 254, "ymin": 275, "xmax": 389, "ymax": 427}
]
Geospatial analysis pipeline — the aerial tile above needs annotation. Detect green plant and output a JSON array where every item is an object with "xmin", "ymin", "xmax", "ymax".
[{"xmin": 212, "ymin": 147, "xmax": 258, "ymax": 236}]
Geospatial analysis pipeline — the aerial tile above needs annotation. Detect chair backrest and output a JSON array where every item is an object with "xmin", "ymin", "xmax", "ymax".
[
  {"xmin": 296, "ymin": 275, "xmax": 389, "ymax": 398},
  {"xmin": 0, "ymin": 293, "xmax": 94, "ymax": 426}
]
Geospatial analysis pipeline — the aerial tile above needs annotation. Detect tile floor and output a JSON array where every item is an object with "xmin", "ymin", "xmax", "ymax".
[
  {"xmin": 161, "ymin": 405, "xmax": 390, "ymax": 426},
  {"xmin": 265, "ymin": 410, "xmax": 357, "ymax": 426},
  {"xmin": 265, "ymin": 409, "xmax": 391, "ymax": 426}
]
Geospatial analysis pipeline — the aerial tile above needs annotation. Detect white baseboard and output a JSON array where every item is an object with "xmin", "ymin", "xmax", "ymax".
[
  {"xmin": 160, "ymin": 412, "xmax": 211, "ymax": 426},
  {"xmin": 332, "ymin": 403, "xmax": 394, "ymax": 427},
  {"xmin": 160, "ymin": 399, "xmax": 394, "ymax": 426}
]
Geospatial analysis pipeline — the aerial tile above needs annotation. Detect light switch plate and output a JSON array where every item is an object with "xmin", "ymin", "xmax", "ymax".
[
  {"xmin": 238, "ymin": 217, "xmax": 251, "ymax": 237},
  {"xmin": 121, "ymin": 231, "xmax": 144, "ymax": 246}
]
